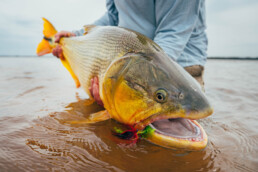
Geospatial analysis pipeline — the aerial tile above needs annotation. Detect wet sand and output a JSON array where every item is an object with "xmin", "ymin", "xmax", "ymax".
[{"xmin": 0, "ymin": 57, "xmax": 257, "ymax": 171}]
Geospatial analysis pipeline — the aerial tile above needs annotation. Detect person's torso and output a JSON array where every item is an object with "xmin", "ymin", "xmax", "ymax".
[{"xmin": 114, "ymin": 0, "xmax": 156, "ymax": 39}]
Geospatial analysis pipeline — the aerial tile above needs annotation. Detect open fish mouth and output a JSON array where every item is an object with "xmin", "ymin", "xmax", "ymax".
[
  {"xmin": 147, "ymin": 118, "xmax": 207, "ymax": 150},
  {"xmin": 136, "ymin": 108, "xmax": 212, "ymax": 150},
  {"xmin": 150, "ymin": 118, "xmax": 203, "ymax": 140}
]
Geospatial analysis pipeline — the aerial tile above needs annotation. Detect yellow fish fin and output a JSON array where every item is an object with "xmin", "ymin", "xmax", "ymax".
[
  {"xmin": 68, "ymin": 110, "xmax": 110, "ymax": 124},
  {"xmin": 36, "ymin": 39, "xmax": 52, "ymax": 56},
  {"xmin": 42, "ymin": 17, "xmax": 57, "ymax": 38},
  {"xmin": 36, "ymin": 18, "xmax": 57, "ymax": 56},
  {"xmin": 83, "ymin": 98, "xmax": 95, "ymax": 106},
  {"xmin": 88, "ymin": 110, "xmax": 110, "ymax": 123},
  {"xmin": 60, "ymin": 58, "xmax": 81, "ymax": 88}
]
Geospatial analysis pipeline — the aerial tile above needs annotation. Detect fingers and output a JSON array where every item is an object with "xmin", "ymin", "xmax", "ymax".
[
  {"xmin": 55, "ymin": 31, "xmax": 76, "ymax": 43},
  {"xmin": 52, "ymin": 45, "xmax": 64, "ymax": 60},
  {"xmin": 52, "ymin": 45, "xmax": 59, "ymax": 57},
  {"xmin": 52, "ymin": 31, "xmax": 76, "ymax": 59}
]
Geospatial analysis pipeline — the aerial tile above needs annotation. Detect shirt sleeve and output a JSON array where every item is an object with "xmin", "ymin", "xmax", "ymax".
[
  {"xmin": 93, "ymin": 12, "xmax": 111, "ymax": 26},
  {"xmin": 94, "ymin": 0, "xmax": 118, "ymax": 26},
  {"xmin": 153, "ymin": 0, "xmax": 202, "ymax": 61},
  {"xmin": 73, "ymin": 0, "xmax": 118, "ymax": 36}
]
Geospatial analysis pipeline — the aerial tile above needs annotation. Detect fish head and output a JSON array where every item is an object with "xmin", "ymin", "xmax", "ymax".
[
  {"xmin": 132, "ymin": 54, "xmax": 213, "ymax": 129},
  {"xmin": 101, "ymin": 53, "xmax": 213, "ymax": 150}
]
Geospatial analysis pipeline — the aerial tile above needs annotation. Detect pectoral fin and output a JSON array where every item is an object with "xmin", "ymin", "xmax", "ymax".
[
  {"xmin": 88, "ymin": 110, "xmax": 110, "ymax": 123},
  {"xmin": 68, "ymin": 110, "xmax": 110, "ymax": 125}
]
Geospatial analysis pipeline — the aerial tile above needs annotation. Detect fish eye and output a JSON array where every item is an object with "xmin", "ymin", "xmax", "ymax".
[
  {"xmin": 179, "ymin": 92, "xmax": 184, "ymax": 99},
  {"xmin": 154, "ymin": 89, "xmax": 168, "ymax": 103}
]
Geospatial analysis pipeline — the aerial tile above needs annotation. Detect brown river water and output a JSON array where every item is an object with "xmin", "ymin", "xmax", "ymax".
[{"xmin": 0, "ymin": 57, "xmax": 257, "ymax": 172}]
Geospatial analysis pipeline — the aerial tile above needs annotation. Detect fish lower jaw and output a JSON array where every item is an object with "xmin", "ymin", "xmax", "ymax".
[
  {"xmin": 133, "ymin": 109, "xmax": 213, "ymax": 150},
  {"xmin": 146, "ymin": 119, "xmax": 208, "ymax": 150}
]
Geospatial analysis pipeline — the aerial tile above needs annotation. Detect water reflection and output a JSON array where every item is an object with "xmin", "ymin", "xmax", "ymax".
[{"xmin": 24, "ymin": 99, "xmax": 218, "ymax": 172}]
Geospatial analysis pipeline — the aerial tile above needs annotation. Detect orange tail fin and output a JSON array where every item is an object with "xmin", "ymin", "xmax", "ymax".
[
  {"xmin": 36, "ymin": 18, "xmax": 57, "ymax": 56},
  {"xmin": 36, "ymin": 18, "xmax": 80, "ymax": 88}
]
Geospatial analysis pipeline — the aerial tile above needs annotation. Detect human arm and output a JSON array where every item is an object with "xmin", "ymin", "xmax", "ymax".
[
  {"xmin": 154, "ymin": 0, "xmax": 205, "ymax": 62},
  {"xmin": 72, "ymin": 0, "xmax": 118, "ymax": 37},
  {"xmin": 94, "ymin": 0, "xmax": 118, "ymax": 26},
  {"xmin": 52, "ymin": 0, "xmax": 118, "ymax": 57}
]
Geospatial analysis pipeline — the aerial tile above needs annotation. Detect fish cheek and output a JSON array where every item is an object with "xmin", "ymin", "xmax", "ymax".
[{"xmin": 113, "ymin": 80, "xmax": 148, "ymax": 125}]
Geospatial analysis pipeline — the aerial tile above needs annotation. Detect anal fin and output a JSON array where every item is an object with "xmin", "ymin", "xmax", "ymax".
[{"xmin": 61, "ymin": 58, "xmax": 80, "ymax": 88}]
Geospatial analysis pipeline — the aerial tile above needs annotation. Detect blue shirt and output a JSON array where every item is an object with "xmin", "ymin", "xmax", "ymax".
[{"xmin": 74, "ymin": 0, "xmax": 207, "ymax": 67}]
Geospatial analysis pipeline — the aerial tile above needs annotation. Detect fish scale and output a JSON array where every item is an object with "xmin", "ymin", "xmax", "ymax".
[{"xmin": 60, "ymin": 26, "xmax": 156, "ymax": 95}]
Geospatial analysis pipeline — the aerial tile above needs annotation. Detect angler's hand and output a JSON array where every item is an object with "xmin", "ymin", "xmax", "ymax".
[
  {"xmin": 52, "ymin": 31, "xmax": 76, "ymax": 60},
  {"xmin": 89, "ymin": 77, "xmax": 104, "ymax": 106}
]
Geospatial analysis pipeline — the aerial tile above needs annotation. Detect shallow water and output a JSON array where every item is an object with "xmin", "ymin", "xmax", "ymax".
[{"xmin": 0, "ymin": 57, "xmax": 257, "ymax": 172}]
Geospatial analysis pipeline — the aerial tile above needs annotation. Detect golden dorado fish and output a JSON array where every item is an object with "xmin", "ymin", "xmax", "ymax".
[{"xmin": 37, "ymin": 18, "xmax": 213, "ymax": 150}]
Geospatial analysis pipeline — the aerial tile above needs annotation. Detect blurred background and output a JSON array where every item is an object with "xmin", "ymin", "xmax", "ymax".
[{"xmin": 0, "ymin": 0, "xmax": 257, "ymax": 58}]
